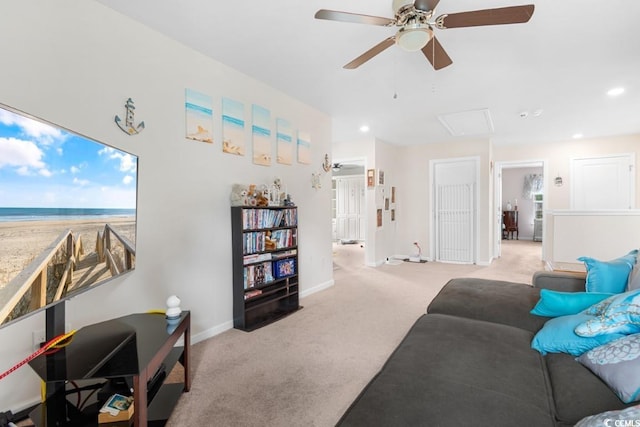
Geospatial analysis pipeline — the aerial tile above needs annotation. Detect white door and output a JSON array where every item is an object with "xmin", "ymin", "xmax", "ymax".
[
  {"xmin": 432, "ymin": 158, "xmax": 478, "ymax": 263},
  {"xmin": 335, "ymin": 177, "xmax": 365, "ymax": 241},
  {"xmin": 571, "ymin": 154, "xmax": 634, "ymax": 210}
]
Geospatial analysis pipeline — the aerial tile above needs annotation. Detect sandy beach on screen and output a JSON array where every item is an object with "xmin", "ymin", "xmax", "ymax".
[{"xmin": 0, "ymin": 217, "xmax": 136, "ymax": 289}]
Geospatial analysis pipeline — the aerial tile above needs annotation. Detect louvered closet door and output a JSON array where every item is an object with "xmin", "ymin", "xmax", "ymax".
[
  {"xmin": 433, "ymin": 158, "xmax": 477, "ymax": 264},
  {"xmin": 436, "ymin": 184, "xmax": 474, "ymax": 262}
]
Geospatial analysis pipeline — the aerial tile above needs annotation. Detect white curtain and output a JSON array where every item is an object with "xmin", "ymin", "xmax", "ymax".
[{"xmin": 523, "ymin": 174, "xmax": 543, "ymax": 199}]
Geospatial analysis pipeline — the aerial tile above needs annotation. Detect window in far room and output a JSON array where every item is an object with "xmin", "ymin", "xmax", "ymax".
[{"xmin": 524, "ymin": 173, "xmax": 544, "ymax": 242}]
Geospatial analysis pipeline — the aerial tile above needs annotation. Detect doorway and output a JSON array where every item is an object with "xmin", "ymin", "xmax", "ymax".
[
  {"xmin": 332, "ymin": 161, "xmax": 365, "ymax": 243},
  {"xmin": 494, "ymin": 160, "xmax": 547, "ymax": 260}
]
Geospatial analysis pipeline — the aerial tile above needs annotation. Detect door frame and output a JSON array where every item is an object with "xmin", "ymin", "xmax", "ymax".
[
  {"xmin": 493, "ymin": 159, "xmax": 548, "ymax": 260},
  {"xmin": 429, "ymin": 156, "xmax": 480, "ymax": 264},
  {"xmin": 332, "ymin": 157, "xmax": 367, "ymax": 258}
]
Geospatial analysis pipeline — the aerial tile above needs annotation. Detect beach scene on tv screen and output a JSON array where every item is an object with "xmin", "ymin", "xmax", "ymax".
[{"xmin": 0, "ymin": 105, "xmax": 138, "ymax": 326}]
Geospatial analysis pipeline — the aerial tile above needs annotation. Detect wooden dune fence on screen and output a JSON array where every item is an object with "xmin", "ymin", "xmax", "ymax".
[{"xmin": 0, "ymin": 224, "xmax": 135, "ymax": 324}]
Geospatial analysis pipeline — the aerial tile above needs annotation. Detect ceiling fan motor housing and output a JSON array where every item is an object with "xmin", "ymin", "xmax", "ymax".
[{"xmin": 392, "ymin": 0, "xmax": 414, "ymax": 13}]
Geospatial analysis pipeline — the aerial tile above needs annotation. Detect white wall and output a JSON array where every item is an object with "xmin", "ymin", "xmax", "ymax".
[
  {"xmin": 0, "ymin": 0, "xmax": 333, "ymax": 412},
  {"xmin": 400, "ymin": 140, "xmax": 493, "ymax": 264},
  {"xmin": 550, "ymin": 211, "xmax": 640, "ymax": 262}
]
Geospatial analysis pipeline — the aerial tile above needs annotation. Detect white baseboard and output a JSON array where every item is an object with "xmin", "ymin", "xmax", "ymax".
[
  {"xmin": 192, "ymin": 319, "xmax": 234, "ymax": 345},
  {"xmin": 189, "ymin": 280, "xmax": 335, "ymax": 344},
  {"xmin": 300, "ymin": 279, "xmax": 334, "ymax": 298}
]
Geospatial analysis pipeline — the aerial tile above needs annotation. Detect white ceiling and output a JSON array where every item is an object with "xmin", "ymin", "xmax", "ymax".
[{"xmin": 96, "ymin": 0, "xmax": 640, "ymax": 146}]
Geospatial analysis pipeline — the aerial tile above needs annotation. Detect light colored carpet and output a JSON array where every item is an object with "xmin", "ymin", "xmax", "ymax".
[{"xmin": 167, "ymin": 240, "xmax": 544, "ymax": 427}]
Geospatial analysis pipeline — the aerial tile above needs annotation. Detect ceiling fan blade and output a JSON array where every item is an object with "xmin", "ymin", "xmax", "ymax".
[
  {"xmin": 314, "ymin": 9, "xmax": 395, "ymax": 26},
  {"xmin": 421, "ymin": 36, "xmax": 452, "ymax": 70},
  {"xmin": 437, "ymin": 5, "xmax": 534, "ymax": 29},
  {"xmin": 344, "ymin": 37, "xmax": 396, "ymax": 69},
  {"xmin": 414, "ymin": 0, "xmax": 440, "ymax": 12}
]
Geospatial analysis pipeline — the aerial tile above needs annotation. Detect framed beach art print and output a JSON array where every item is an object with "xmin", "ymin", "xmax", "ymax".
[{"xmin": 0, "ymin": 103, "xmax": 138, "ymax": 327}]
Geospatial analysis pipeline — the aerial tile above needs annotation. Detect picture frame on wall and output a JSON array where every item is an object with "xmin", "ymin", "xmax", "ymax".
[
  {"xmin": 385, "ymin": 198, "xmax": 389, "ymax": 210},
  {"xmin": 391, "ymin": 186, "xmax": 396, "ymax": 203},
  {"xmin": 367, "ymin": 169, "xmax": 375, "ymax": 187},
  {"xmin": 391, "ymin": 209, "xmax": 395, "ymax": 221},
  {"xmin": 377, "ymin": 209, "xmax": 382, "ymax": 227},
  {"xmin": 378, "ymin": 170, "xmax": 385, "ymax": 185}
]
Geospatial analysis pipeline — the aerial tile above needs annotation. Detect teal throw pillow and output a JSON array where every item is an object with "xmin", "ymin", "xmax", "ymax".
[
  {"xmin": 575, "ymin": 288, "xmax": 640, "ymax": 337},
  {"xmin": 578, "ymin": 249, "xmax": 638, "ymax": 294},
  {"xmin": 530, "ymin": 289, "xmax": 613, "ymax": 317},
  {"xmin": 531, "ymin": 313, "xmax": 625, "ymax": 356}
]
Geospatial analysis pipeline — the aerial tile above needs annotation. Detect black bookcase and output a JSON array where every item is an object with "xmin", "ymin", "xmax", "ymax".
[{"xmin": 231, "ymin": 206, "xmax": 300, "ymax": 331}]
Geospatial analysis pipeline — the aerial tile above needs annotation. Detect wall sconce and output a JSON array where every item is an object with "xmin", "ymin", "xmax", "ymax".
[
  {"xmin": 322, "ymin": 154, "xmax": 331, "ymax": 173},
  {"xmin": 554, "ymin": 175, "xmax": 563, "ymax": 187}
]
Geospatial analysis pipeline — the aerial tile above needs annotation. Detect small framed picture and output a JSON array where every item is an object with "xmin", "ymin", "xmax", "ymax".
[
  {"xmin": 367, "ymin": 169, "xmax": 375, "ymax": 187},
  {"xmin": 378, "ymin": 170, "xmax": 385, "ymax": 185},
  {"xmin": 391, "ymin": 209, "xmax": 395, "ymax": 221},
  {"xmin": 377, "ymin": 209, "xmax": 382, "ymax": 227},
  {"xmin": 385, "ymin": 198, "xmax": 389, "ymax": 210},
  {"xmin": 391, "ymin": 187, "xmax": 396, "ymax": 203}
]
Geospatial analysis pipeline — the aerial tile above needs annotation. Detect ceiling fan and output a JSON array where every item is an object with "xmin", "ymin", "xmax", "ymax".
[{"xmin": 314, "ymin": 0, "xmax": 534, "ymax": 70}]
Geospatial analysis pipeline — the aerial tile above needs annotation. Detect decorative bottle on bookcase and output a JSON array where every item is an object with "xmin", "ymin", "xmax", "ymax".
[{"xmin": 231, "ymin": 206, "xmax": 300, "ymax": 331}]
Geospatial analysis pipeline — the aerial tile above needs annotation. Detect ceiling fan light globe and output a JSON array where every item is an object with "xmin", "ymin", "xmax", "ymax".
[{"xmin": 396, "ymin": 25, "xmax": 432, "ymax": 51}]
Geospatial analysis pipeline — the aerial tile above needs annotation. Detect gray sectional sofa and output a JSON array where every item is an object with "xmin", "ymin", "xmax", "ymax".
[{"xmin": 337, "ymin": 273, "xmax": 636, "ymax": 426}]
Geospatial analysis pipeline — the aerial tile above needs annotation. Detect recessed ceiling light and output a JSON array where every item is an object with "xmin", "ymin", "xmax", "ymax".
[
  {"xmin": 607, "ymin": 87, "xmax": 625, "ymax": 97},
  {"xmin": 572, "ymin": 133, "xmax": 583, "ymax": 139},
  {"xmin": 359, "ymin": 125, "xmax": 370, "ymax": 133}
]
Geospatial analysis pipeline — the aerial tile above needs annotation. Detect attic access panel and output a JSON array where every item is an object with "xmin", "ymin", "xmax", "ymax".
[{"xmin": 438, "ymin": 108, "xmax": 494, "ymax": 136}]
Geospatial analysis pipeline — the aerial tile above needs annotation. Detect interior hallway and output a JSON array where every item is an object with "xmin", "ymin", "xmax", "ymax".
[{"xmin": 333, "ymin": 239, "xmax": 545, "ymax": 285}]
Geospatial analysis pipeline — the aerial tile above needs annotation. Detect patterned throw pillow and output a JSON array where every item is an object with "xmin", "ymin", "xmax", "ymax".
[
  {"xmin": 575, "ymin": 289, "xmax": 640, "ymax": 337},
  {"xmin": 531, "ymin": 313, "xmax": 624, "ymax": 356},
  {"xmin": 577, "ymin": 334, "xmax": 640, "ymax": 404},
  {"xmin": 575, "ymin": 404, "xmax": 640, "ymax": 426}
]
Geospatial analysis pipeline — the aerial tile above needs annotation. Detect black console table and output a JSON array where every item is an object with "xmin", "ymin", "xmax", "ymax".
[{"xmin": 28, "ymin": 311, "xmax": 190, "ymax": 426}]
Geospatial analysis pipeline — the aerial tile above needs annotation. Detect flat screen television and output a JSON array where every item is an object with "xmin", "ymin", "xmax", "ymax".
[{"xmin": 0, "ymin": 103, "xmax": 138, "ymax": 332}]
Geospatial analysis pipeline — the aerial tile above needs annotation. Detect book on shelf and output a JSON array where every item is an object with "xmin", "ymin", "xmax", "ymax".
[
  {"xmin": 241, "ymin": 208, "xmax": 297, "ymax": 230},
  {"xmin": 243, "ymin": 252, "xmax": 272, "ymax": 264},
  {"xmin": 271, "ymin": 249, "xmax": 297, "ymax": 260},
  {"xmin": 98, "ymin": 394, "xmax": 134, "ymax": 424},
  {"xmin": 274, "ymin": 258, "xmax": 296, "ymax": 279},
  {"xmin": 270, "ymin": 229, "xmax": 296, "ymax": 249},
  {"xmin": 244, "ymin": 261, "xmax": 274, "ymax": 289},
  {"xmin": 244, "ymin": 289, "xmax": 263, "ymax": 300}
]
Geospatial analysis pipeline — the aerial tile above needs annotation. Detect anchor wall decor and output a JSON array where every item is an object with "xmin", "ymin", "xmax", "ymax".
[{"xmin": 115, "ymin": 98, "xmax": 145, "ymax": 135}]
